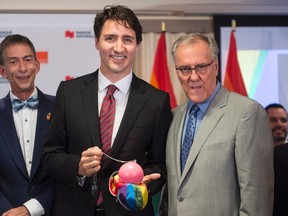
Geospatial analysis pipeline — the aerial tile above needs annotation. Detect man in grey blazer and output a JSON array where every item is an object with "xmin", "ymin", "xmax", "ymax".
[{"xmin": 164, "ymin": 33, "xmax": 274, "ymax": 216}]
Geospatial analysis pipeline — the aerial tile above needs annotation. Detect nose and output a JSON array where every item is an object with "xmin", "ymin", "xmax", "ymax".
[
  {"xmin": 18, "ymin": 60, "xmax": 27, "ymax": 72},
  {"xmin": 114, "ymin": 40, "xmax": 124, "ymax": 53},
  {"xmin": 189, "ymin": 70, "xmax": 200, "ymax": 80}
]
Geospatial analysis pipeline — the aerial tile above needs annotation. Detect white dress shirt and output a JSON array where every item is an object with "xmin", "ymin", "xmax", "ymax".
[
  {"xmin": 98, "ymin": 70, "xmax": 132, "ymax": 147},
  {"xmin": 11, "ymin": 88, "xmax": 45, "ymax": 216}
]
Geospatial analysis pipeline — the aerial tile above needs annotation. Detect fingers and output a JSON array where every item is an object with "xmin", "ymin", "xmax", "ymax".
[
  {"xmin": 78, "ymin": 147, "xmax": 104, "ymax": 177},
  {"xmin": 2, "ymin": 206, "xmax": 30, "ymax": 216},
  {"xmin": 142, "ymin": 173, "xmax": 161, "ymax": 185}
]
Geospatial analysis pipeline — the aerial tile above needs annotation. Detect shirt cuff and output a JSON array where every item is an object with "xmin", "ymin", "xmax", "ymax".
[
  {"xmin": 77, "ymin": 175, "xmax": 87, "ymax": 187},
  {"xmin": 23, "ymin": 198, "xmax": 45, "ymax": 216}
]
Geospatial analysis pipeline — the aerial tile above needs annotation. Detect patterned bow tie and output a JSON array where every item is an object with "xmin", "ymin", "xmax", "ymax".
[{"xmin": 12, "ymin": 96, "xmax": 39, "ymax": 112}]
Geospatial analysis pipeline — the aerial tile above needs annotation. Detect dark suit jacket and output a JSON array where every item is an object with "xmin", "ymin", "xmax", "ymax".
[
  {"xmin": 274, "ymin": 143, "xmax": 288, "ymax": 216},
  {"xmin": 0, "ymin": 89, "xmax": 55, "ymax": 215},
  {"xmin": 41, "ymin": 71, "xmax": 172, "ymax": 216}
]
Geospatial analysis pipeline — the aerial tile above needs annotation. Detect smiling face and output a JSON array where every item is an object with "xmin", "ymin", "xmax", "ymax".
[
  {"xmin": 0, "ymin": 43, "xmax": 39, "ymax": 100},
  {"xmin": 95, "ymin": 19, "xmax": 139, "ymax": 82},
  {"xmin": 174, "ymin": 39, "xmax": 218, "ymax": 104},
  {"xmin": 267, "ymin": 107, "xmax": 288, "ymax": 146}
]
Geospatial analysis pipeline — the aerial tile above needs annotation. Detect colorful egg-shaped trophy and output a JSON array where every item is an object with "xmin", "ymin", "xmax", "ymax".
[{"xmin": 109, "ymin": 161, "xmax": 148, "ymax": 211}]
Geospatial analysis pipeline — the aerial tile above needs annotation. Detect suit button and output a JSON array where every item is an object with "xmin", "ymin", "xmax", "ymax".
[{"xmin": 178, "ymin": 197, "xmax": 184, "ymax": 202}]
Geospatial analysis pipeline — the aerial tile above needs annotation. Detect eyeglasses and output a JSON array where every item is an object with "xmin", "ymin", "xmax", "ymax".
[{"xmin": 175, "ymin": 60, "xmax": 214, "ymax": 76}]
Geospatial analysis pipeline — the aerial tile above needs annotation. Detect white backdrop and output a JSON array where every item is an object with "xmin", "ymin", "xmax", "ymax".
[{"xmin": 0, "ymin": 13, "xmax": 100, "ymax": 98}]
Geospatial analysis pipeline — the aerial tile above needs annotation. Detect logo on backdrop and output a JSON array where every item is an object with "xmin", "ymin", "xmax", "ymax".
[
  {"xmin": 65, "ymin": 31, "xmax": 74, "ymax": 38},
  {"xmin": 65, "ymin": 30, "xmax": 93, "ymax": 39},
  {"xmin": 0, "ymin": 30, "xmax": 12, "ymax": 38},
  {"xmin": 36, "ymin": 51, "xmax": 48, "ymax": 64},
  {"xmin": 65, "ymin": 75, "xmax": 76, "ymax": 81}
]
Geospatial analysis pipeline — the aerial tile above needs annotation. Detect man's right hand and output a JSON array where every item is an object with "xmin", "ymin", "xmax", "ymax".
[{"xmin": 78, "ymin": 146, "xmax": 103, "ymax": 177}]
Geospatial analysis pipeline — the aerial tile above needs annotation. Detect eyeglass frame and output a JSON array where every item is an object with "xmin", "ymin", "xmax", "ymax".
[{"xmin": 175, "ymin": 60, "xmax": 214, "ymax": 76}]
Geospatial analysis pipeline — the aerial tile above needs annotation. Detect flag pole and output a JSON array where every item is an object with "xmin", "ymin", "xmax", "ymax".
[
  {"xmin": 224, "ymin": 19, "xmax": 248, "ymax": 96},
  {"xmin": 232, "ymin": 19, "xmax": 236, "ymax": 32},
  {"xmin": 161, "ymin": 21, "xmax": 166, "ymax": 33}
]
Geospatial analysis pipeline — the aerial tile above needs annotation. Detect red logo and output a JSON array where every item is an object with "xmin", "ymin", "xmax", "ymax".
[
  {"xmin": 36, "ymin": 51, "xmax": 48, "ymax": 64},
  {"xmin": 65, "ymin": 75, "xmax": 75, "ymax": 81},
  {"xmin": 65, "ymin": 31, "xmax": 74, "ymax": 38}
]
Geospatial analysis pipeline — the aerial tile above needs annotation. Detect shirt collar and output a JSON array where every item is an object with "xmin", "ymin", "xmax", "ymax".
[
  {"xmin": 10, "ymin": 87, "xmax": 38, "ymax": 102},
  {"xmin": 188, "ymin": 82, "xmax": 221, "ymax": 114},
  {"xmin": 98, "ymin": 70, "xmax": 132, "ymax": 95}
]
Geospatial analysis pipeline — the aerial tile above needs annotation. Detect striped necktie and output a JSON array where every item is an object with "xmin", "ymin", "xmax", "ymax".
[
  {"xmin": 99, "ymin": 84, "xmax": 117, "ymax": 154},
  {"xmin": 96, "ymin": 84, "xmax": 117, "ymax": 206}
]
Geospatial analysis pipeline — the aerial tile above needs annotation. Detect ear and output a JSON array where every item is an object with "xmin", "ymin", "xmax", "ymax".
[
  {"xmin": 0, "ymin": 65, "xmax": 7, "ymax": 78},
  {"xmin": 35, "ymin": 60, "xmax": 40, "ymax": 75},
  {"xmin": 95, "ymin": 38, "xmax": 100, "ymax": 50},
  {"xmin": 214, "ymin": 59, "xmax": 219, "ymax": 77},
  {"xmin": 136, "ymin": 43, "xmax": 140, "ymax": 51}
]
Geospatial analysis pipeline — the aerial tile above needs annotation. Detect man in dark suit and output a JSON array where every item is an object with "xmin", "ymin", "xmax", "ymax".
[
  {"xmin": 41, "ymin": 5, "xmax": 172, "ymax": 216},
  {"xmin": 274, "ymin": 143, "xmax": 288, "ymax": 216},
  {"xmin": 266, "ymin": 103, "xmax": 288, "ymax": 215},
  {"xmin": 0, "ymin": 34, "xmax": 55, "ymax": 215}
]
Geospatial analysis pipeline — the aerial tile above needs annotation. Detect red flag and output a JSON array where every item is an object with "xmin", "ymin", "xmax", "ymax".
[
  {"xmin": 150, "ymin": 32, "xmax": 177, "ymax": 108},
  {"xmin": 224, "ymin": 31, "xmax": 248, "ymax": 96}
]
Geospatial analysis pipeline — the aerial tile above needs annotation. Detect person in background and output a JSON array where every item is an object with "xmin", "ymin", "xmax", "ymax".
[
  {"xmin": 265, "ymin": 103, "xmax": 288, "ymax": 215},
  {"xmin": 163, "ymin": 33, "xmax": 274, "ymax": 216},
  {"xmin": 41, "ymin": 5, "xmax": 172, "ymax": 216},
  {"xmin": 0, "ymin": 34, "xmax": 55, "ymax": 216},
  {"xmin": 265, "ymin": 103, "xmax": 288, "ymax": 147},
  {"xmin": 273, "ymin": 141, "xmax": 288, "ymax": 216}
]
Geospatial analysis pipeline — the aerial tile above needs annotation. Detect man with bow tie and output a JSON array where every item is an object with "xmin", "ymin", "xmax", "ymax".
[{"xmin": 0, "ymin": 34, "xmax": 55, "ymax": 216}]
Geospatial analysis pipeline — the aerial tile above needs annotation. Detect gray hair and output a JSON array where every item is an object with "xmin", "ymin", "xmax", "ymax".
[{"xmin": 171, "ymin": 33, "xmax": 219, "ymax": 63}]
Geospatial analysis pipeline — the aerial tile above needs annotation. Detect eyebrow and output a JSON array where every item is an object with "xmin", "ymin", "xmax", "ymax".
[{"xmin": 7, "ymin": 55, "xmax": 34, "ymax": 59}]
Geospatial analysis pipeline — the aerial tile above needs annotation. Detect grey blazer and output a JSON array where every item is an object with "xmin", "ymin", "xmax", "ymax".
[{"xmin": 166, "ymin": 86, "xmax": 274, "ymax": 216}]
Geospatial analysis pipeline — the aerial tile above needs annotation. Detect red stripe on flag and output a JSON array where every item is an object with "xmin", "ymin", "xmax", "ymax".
[
  {"xmin": 224, "ymin": 31, "xmax": 247, "ymax": 96},
  {"xmin": 150, "ymin": 32, "xmax": 177, "ymax": 108}
]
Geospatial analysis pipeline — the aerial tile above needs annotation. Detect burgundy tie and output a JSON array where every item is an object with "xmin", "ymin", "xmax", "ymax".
[
  {"xmin": 100, "ymin": 84, "xmax": 117, "ymax": 155},
  {"xmin": 97, "ymin": 84, "xmax": 117, "ymax": 206}
]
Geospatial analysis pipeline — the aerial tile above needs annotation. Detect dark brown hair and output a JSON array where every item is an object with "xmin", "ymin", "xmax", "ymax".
[
  {"xmin": 0, "ymin": 34, "xmax": 36, "ymax": 65},
  {"xmin": 93, "ymin": 5, "xmax": 142, "ymax": 45}
]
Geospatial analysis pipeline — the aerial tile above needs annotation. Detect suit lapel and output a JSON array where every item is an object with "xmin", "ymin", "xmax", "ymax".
[
  {"xmin": 0, "ymin": 94, "xmax": 29, "ymax": 178},
  {"xmin": 81, "ymin": 71, "xmax": 102, "ymax": 149},
  {"xmin": 169, "ymin": 104, "xmax": 188, "ymax": 181},
  {"xmin": 30, "ymin": 90, "xmax": 53, "ymax": 179},
  {"xmin": 180, "ymin": 87, "xmax": 228, "ymax": 181}
]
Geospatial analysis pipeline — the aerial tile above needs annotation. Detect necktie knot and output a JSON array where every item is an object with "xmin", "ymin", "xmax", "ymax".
[
  {"xmin": 106, "ymin": 85, "xmax": 117, "ymax": 96},
  {"xmin": 12, "ymin": 96, "xmax": 39, "ymax": 112},
  {"xmin": 189, "ymin": 105, "xmax": 200, "ymax": 116}
]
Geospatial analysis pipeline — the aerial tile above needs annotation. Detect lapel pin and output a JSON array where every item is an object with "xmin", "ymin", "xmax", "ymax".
[{"xmin": 46, "ymin": 112, "xmax": 51, "ymax": 121}]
